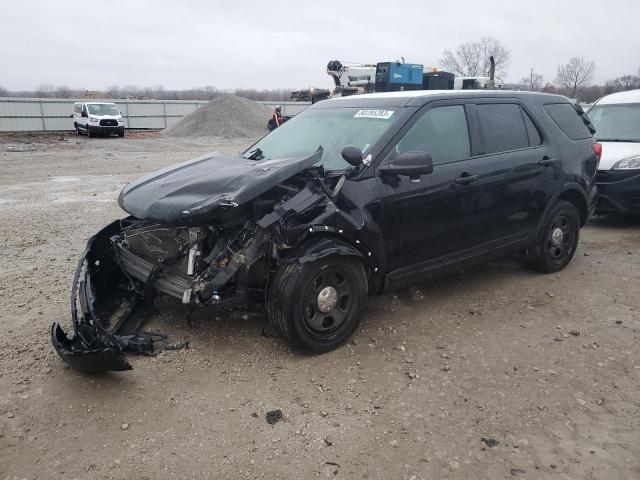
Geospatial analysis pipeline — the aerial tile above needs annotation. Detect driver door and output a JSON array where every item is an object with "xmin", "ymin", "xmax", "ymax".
[{"xmin": 376, "ymin": 102, "xmax": 499, "ymax": 280}]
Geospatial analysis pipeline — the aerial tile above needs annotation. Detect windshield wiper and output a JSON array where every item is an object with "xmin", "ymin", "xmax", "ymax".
[{"xmin": 245, "ymin": 148, "xmax": 264, "ymax": 160}]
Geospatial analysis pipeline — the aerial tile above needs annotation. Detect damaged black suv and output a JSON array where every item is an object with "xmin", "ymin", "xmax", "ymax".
[{"xmin": 53, "ymin": 90, "xmax": 599, "ymax": 372}]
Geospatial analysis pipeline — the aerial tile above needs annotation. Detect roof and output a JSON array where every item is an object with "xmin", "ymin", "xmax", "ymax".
[
  {"xmin": 595, "ymin": 89, "xmax": 640, "ymax": 105},
  {"xmin": 313, "ymin": 89, "xmax": 568, "ymax": 108}
]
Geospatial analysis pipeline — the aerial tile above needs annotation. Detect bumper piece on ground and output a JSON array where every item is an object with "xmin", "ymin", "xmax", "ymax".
[{"xmin": 51, "ymin": 323, "xmax": 132, "ymax": 372}]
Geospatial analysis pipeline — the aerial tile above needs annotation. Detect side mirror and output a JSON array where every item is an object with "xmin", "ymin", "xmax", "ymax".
[
  {"xmin": 341, "ymin": 145, "xmax": 363, "ymax": 167},
  {"xmin": 381, "ymin": 151, "xmax": 433, "ymax": 177}
]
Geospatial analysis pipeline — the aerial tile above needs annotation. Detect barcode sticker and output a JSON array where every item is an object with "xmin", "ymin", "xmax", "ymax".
[{"xmin": 354, "ymin": 109, "xmax": 394, "ymax": 119}]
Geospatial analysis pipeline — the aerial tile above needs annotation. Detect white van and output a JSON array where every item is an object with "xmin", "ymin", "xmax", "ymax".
[
  {"xmin": 72, "ymin": 102, "xmax": 126, "ymax": 137},
  {"xmin": 588, "ymin": 89, "xmax": 640, "ymax": 216}
]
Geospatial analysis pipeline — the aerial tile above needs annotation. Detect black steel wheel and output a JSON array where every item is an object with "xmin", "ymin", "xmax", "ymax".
[
  {"xmin": 531, "ymin": 200, "xmax": 580, "ymax": 272},
  {"xmin": 268, "ymin": 255, "xmax": 367, "ymax": 353}
]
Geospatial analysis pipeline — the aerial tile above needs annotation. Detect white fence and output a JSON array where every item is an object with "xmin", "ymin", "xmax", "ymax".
[{"xmin": 0, "ymin": 98, "xmax": 310, "ymax": 132}]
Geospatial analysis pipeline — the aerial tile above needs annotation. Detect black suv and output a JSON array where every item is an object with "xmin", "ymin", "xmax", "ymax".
[{"xmin": 53, "ymin": 91, "xmax": 599, "ymax": 372}]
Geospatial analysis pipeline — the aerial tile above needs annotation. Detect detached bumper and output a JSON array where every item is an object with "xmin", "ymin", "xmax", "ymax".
[
  {"xmin": 51, "ymin": 220, "xmax": 139, "ymax": 373},
  {"xmin": 52, "ymin": 323, "xmax": 132, "ymax": 372},
  {"xmin": 595, "ymin": 169, "xmax": 640, "ymax": 215}
]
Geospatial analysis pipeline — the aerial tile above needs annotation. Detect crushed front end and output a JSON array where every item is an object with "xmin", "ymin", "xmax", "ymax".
[{"xmin": 52, "ymin": 149, "xmax": 375, "ymax": 372}]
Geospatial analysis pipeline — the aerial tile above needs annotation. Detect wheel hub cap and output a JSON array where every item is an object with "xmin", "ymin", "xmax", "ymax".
[
  {"xmin": 551, "ymin": 227, "xmax": 564, "ymax": 247},
  {"xmin": 317, "ymin": 286, "xmax": 338, "ymax": 313}
]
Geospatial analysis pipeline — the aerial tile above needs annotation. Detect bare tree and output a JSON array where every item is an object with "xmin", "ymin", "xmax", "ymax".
[
  {"xmin": 55, "ymin": 85, "xmax": 71, "ymax": 98},
  {"xmin": 121, "ymin": 85, "xmax": 142, "ymax": 99},
  {"xmin": 579, "ymin": 85, "xmax": 605, "ymax": 103},
  {"xmin": 34, "ymin": 83, "xmax": 54, "ymax": 98},
  {"xmin": 555, "ymin": 57, "xmax": 595, "ymax": 98},
  {"xmin": 106, "ymin": 85, "xmax": 121, "ymax": 98},
  {"xmin": 604, "ymin": 74, "xmax": 640, "ymax": 94},
  {"xmin": 0, "ymin": 86, "xmax": 8, "ymax": 97},
  {"xmin": 441, "ymin": 37, "xmax": 511, "ymax": 77},
  {"xmin": 520, "ymin": 68, "xmax": 544, "ymax": 91}
]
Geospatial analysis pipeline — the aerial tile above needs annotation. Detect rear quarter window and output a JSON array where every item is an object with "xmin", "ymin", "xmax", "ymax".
[{"xmin": 543, "ymin": 103, "xmax": 592, "ymax": 140}]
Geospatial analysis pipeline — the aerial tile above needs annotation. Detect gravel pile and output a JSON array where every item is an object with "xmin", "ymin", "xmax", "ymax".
[{"xmin": 164, "ymin": 94, "xmax": 271, "ymax": 138}]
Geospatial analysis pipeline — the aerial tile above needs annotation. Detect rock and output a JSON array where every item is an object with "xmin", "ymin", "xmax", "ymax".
[
  {"xmin": 480, "ymin": 437, "xmax": 499, "ymax": 448},
  {"xmin": 121, "ymin": 423, "xmax": 129, "ymax": 430},
  {"xmin": 449, "ymin": 460, "xmax": 460, "ymax": 469},
  {"xmin": 7, "ymin": 413, "xmax": 15, "ymax": 419},
  {"xmin": 569, "ymin": 330, "xmax": 580, "ymax": 336},
  {"xmin": 510, "ymin": 468, "xmax": 527, "ymax": 475},
  {"xmin": 266, "ymin": 409, "xmax": 283, "ymax": 425},
  {"xmin": 324, "ymin": 436, "xmax": 334, "ymax": 446}
]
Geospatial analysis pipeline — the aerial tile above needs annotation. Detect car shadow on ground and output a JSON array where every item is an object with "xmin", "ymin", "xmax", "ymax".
[{"xmin": 587, "ymin": 214, "xmax": 640, "ymax": 229}]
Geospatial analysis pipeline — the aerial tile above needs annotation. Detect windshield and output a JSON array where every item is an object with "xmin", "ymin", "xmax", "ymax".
[
  {"xmin": 88, "ymin": 104, "xmax": 121, "ymax": 116},
  {"xmin": 589, "ymin": 103, "xmax": 640, "ymax": 142},
  {"xmin": 243, "ymin": 107, "xmax": 401, "ymax": 170}
]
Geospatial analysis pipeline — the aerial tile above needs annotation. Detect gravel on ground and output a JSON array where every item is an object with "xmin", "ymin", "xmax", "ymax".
[{"xmin": 0, "ymin": 133, "xmax": 638, "ymax": 480}]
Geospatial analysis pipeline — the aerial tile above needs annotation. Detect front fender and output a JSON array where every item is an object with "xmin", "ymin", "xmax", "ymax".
[{"xmin": 288, "ymin": 237, "xmax": 364, "ymax": 264}]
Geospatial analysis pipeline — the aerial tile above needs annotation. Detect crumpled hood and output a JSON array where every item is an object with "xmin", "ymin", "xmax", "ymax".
[
  {"xmin": 597, "ymin": 142, "xmax": 640, "ymax": 170},
  {"xmin": 118, "ymin": 148, "xmax": 323, "ymax": 224}
]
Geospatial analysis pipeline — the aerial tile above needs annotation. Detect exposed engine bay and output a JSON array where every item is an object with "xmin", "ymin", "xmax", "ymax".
[{"xmin": 52, "ymin": 148, "xmax": 377, "ymax": 372}]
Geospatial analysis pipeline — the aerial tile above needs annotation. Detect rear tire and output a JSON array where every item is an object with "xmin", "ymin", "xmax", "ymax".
[
  {"xmin": 118, "ymin": 130, "xmax": 125, "ymax": 138},
  {"xmin": 530, "ymin": 200, "xmax": 580, "ymax": 273},
  {"xmin": 268, "ymin": 255, "xmax": 367, "ymax": 353}
]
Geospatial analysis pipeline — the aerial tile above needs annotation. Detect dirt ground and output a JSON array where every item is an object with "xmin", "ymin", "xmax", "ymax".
[{"xmin": 0, "ymin": 132, "xmax": 638, "ymax": 480}]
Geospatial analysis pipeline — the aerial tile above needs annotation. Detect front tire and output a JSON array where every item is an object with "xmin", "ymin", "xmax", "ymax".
[
  {"xmin": 268, "ymin": 255, "xmax": 367, "ymax": 353},
  {"xmin": 530, "ymin": 200, "xmax": 580, "ymax": 273},
  {"xmin": 86, "ymin": 124, "xmax": 92, "ymax": 137}
]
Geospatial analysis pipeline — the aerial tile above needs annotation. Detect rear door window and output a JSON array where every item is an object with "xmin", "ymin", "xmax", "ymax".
[
  {"xmin": 543, "ymin": 103, "xmax": 592, "ymax": 140},
  {"xmin": 522, "ymin": 109, "xmax": 542, "ymax": 146},
  {"xmin": 395, "ymin": 105, "xmax": 470, "ymax": 165},
  {"xmin": 477, "ymin": 104, "xmax": 530, "ymax": 153}
]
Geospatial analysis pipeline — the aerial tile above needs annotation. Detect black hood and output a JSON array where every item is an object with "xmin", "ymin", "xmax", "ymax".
[{"xmin": 118, "ymin": 148, "xmax": 323, "ymax": 224}]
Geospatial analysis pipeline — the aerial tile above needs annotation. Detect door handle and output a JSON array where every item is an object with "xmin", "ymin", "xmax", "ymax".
[
  {"xmin": 538, "ymin": 156, "xmax": 556, "ymax": 167},
  {"xmin": 454, "ymin": 174, "xmax": 480, "ymax": 185}
]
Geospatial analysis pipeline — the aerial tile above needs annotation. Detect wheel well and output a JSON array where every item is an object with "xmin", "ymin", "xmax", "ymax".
[{"xmin": 558, "ymin": 189, "xmax": 588, "ymax": 225}]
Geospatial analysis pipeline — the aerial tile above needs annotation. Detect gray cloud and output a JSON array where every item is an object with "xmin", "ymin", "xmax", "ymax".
[{"xmin": 1, "ymin": 0, "xmax": 638, "ymax": 91}]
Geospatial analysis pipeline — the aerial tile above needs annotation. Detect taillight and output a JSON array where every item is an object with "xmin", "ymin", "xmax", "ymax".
[{"xmin": 592, "ymin": 143, "xmax": 602, "ymax": 161}]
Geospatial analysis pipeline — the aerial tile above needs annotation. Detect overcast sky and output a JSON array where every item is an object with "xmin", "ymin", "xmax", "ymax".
[{"xmin": 2, "ymin": 0, "xmax": 638, "ymax": 91}]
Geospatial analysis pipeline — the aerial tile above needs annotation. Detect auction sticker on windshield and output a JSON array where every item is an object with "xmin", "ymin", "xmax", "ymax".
[{"xmin": 354, "ymin": 110, "xmax": 394, "ymax": 119}]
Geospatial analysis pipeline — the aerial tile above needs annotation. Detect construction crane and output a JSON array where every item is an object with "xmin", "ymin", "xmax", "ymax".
[{"xmin": 291, "ymin": 58, "xmax": 502, "ymax": 103}]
